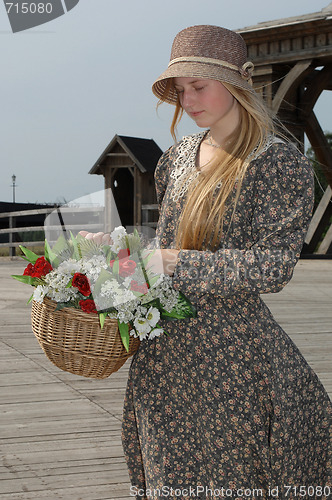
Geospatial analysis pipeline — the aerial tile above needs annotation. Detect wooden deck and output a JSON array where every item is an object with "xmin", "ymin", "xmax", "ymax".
[{"xmin": 1, "ymin": 258, "xmax": 331, "ymax": 500}]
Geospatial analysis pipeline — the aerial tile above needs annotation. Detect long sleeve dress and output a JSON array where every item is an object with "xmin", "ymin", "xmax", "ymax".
[{"xmin": 121, "ymin": 131, "xmax": 331, "ymax": 500}]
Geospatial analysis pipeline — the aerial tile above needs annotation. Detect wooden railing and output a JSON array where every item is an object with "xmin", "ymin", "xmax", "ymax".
[
  {"xmin": 3, "ymin": 199, "xmax": 330, "ymax": 258},
  {"xmin": 141, "ymin": 204, "xmax": 158, "ymax": 228},
  {"xmin": 0, "ymin": 206, "xmax": 105, "ymax": 257}
]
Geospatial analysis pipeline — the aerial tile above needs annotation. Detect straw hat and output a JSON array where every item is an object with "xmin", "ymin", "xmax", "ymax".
[{"xmin": 152, "ymin": 25, "xmax": 254, "ymax": 104}]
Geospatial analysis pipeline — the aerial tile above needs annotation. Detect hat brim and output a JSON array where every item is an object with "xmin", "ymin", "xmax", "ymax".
[{"xmin": 152, "ymin": 61, "xmax": 254, "ymax": 104}]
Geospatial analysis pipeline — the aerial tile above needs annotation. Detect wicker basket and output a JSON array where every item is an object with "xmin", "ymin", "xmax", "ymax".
[{"xmin": 31, "ymin": 297, "xmax": 140, "ymax": 379}]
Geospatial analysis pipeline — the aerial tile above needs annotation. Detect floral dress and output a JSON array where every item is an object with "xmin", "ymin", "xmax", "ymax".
[{"xmin": 121, "ymin": 132, "xmax": 331, "ymax": 500}]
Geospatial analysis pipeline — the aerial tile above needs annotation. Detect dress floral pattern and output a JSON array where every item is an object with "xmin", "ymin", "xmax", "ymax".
[{"xmin": 122, "ymin": 132, "xmax": 332, "ymax": 500}]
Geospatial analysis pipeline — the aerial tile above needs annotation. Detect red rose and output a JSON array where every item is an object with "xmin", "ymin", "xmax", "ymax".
[
  {"xmin": 110, "ymin": 248, "xmax": 130, "ymax": 268},
  {"xmin": 79, "ymin": 299, "xmax": 98, "ymax": 314},
  {"xmin": 119, "ymin": 258, "xmax": 136, "ymax": 277},
  {"xmin": 23, "ymin": 263, "xmax": 35, "ymax": 276},
  {"xmin": 33, "ymin": 257, "xmax": 52, "ymax": 277},
  {"xmin": 130, "ymin": 280, "xmax": 149, "ymax": 294},
  {"xmin": 72, "ymin": 273, "xmax": 91, "ymax": 296},
  {"xmin": 23, "ymin": 258, "xmax": 52, "ymax": 278},
  {"xmin": 118, "ymin": 248, "xmax": 130, "ymax": 259}
]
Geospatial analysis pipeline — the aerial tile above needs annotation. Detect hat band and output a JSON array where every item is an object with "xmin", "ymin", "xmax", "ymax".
[{"xmin": 168, "ymin": 56, "xmax": 254, "ymax": 80}]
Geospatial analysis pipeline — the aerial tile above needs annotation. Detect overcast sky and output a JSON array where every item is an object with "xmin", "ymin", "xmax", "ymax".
[{"xmin": 1, "ymin": 0, "xmax": 331, "ymax": 204}]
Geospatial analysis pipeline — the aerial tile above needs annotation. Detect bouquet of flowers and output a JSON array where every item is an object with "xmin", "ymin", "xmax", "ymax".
[{"xmin": 12, "ymin": 226, "xmax": 196, "ymax": 353}]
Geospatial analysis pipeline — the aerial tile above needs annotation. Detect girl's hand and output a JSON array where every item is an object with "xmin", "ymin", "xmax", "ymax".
[
  {"xmin": 144, "ymin": 249, "xmax": 179, "ymax": 277},
  {"xmin": 79, "ymin": 231, "xmax": 112, "ymax": 246}
]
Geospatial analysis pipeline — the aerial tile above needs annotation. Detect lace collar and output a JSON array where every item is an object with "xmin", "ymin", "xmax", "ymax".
[
  {"xmin": 170, "ymin": 131, "xmax": 284, "ymax": 201},
  {"xmin": 170, "ymin": 131, "xmax": 207, "ymax": 202}
]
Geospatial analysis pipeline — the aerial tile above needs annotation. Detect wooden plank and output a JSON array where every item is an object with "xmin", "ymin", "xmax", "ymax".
[
  {"xmin": 272, "ymin": 59, "xmax": 312, "ymax": 113},
  {"xmin": 317, "ymin": 221, "xmax": 332, "ymax": 254},
  {"xmin": 0, "ymin": 206, "xmax": 103, "ymax": 219},
  {"xmin": 1, "ymin": 484, "xmax": 133, "ymax": 500},
  {"xmin": 305, "ymin": 186, "xmax": 332, "ymax": 245},
  {"xmin": 0, "ymin": 241, "xmax": 45, "ymax": 249},
  {"xmin": 0, "ymin": 208, "xmax": 53, "ymax": 219},
  {"xmin": 0, "ymin": 223, "xmax": 103, "ymax": 235}
]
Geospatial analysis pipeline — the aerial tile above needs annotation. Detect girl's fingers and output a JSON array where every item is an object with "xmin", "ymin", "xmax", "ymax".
[
  {"xmin": 78, "ymin": 231, "xmax": 112, "ymax": 246},
  {"xmin": 101, "ymin": 233, "xmax": 112, "ymax": 245}
]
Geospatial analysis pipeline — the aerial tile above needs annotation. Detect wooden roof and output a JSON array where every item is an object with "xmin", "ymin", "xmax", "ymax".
[
  {"xmin": 237, "ymin": 3, "xmax": 332, "ymax": 71},
  {"xmin": 89, "ymin": 134, "xmax": 163, "ymax": 175},
  {"xmin": 238, "ymin": 3, "xmax": 332, "ymax": 35}
]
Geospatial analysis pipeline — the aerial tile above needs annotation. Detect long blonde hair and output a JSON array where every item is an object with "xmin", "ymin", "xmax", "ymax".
[{"xmin": 158, "ymin": 80, "xmax": 277, "ymax": 251}]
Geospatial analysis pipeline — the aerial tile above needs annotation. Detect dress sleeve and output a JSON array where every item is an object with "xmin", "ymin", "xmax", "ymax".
[
  {"xmin": 172, "ymin": 144, "xmax": 314, "ymax": 301},
  {"xmin": 154, "ymin": 146, "xmax": 173, "ymax": 211}
]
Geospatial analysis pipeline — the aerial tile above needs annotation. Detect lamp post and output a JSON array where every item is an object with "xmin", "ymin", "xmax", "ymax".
[{"xmin": 12, "ymin": 174, "xmax": 16, "ymax": 203}]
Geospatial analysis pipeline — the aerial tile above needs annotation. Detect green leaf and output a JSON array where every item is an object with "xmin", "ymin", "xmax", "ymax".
[
  {"xmin": 147, "ymin": 274, "xmax": 160, "ymax": 287},
  {"xmin": 47, "ymin": 235, "xmax": 71, "ymax": 267},
  {"xmin": 118, "ymin": 321, "xmax": 129, "ymax": 352},
  {"xmin": 105, "ymin": 246, "xmax": 114, "ymax": 262},
  {"xmin": 66, "ymin": 278, "xmax": 73, "ymax": 288},
  {"xmin": 44, "ymin": 239, "xmax": 57, "ymax": 265},
  {"xmin": 112, "ymin": 259, "xmax": 119, "ymax": 276},
  {"xmin": 99, "ymin": 312, "xmax": 108, "ymax": 329},
  {"xmin": 178, "ymin": 292, "xmax": 197, "ymax": 317},
  {"xmin": 19, "ymin": 246, "xmax": 39, "ymax": 264},
  {"xmin": 27, "ymin": 293, "xmax": 34, "ymax": 304},
  {"xmin": 160, "ymin": 310, "xmax": 187, "ymax": 320},
  {"xmin": 159, "ymin": 292, "xmax": 197, "ymax": 321},
  {"xmin": 12, "ymin": 274, "xmax": 38, "ymax": 286},
  {"xmin": 54, "ymin": 302, "xmax": 71, "ymax": 312},
  {"xmin": 70, "ymin": 231, "xmax": 82, "ymax": 261},
  {"xmin": 44, "ymin": 240, "xmax": 50, "ymax": 262},
  {"xmin": 76, "ymin": 235, "xmax": 100, "ymax": 260}
]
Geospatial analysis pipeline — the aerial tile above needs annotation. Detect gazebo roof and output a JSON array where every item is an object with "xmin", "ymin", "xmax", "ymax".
[
  {"xmin": 238, "ymin": 3, "xmax": 332, "ymax": 34},
  {"xmin": 89, "ymin": 134, "xmax": 163, "ymax": 175}
]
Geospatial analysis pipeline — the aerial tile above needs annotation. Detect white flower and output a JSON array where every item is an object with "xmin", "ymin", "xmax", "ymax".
[
  {"xmin": 100, "ymin": 279, "xmax": 121, "ymax": 297},
  {"xmin": 149, "ymin": 328, "xmax": 164, "ymax": 340},
  {"xmin": 133, "ymin": 316, "xmax": 151, "ymax": 335},
  {"xmin": 98, "ymin": 279, "xmax": 135, "ymax": 309},
  {"xmin": 33, "ymin": 285, "xmax": 48, "ymax": 303},
  {"xmin": 110, "ymin": 226, "xmax": 127, "ymax": 253},
  {"xmin": 82, "ymin": 255, "xmax": 108, "ymax": 283},
  {"xmin": 122, "ymin": 276, "xmax": 132, "ymax": 288},
  {"xmin": 146, "ymin": 307, "xmax": 160, "ymax": 328},
  {"xmin": 112, "ymin": 288, "xmax": 136, "ymax": 306},
  {"xmin": 57, "ymin": 259, "xmax": 81, "ymax": 276}
]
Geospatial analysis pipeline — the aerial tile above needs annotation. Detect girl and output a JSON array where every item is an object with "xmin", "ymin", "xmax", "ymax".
[
  {"xmin": 82, "ymin": 24, "xmax": 331, "ymax": 499},
  {"xmin": 120, "ymin": 25, "xmax": 331, "ymax": 499}
]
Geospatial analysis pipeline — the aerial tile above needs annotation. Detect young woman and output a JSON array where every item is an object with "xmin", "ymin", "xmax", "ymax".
[
  {"xmin": 119, "ymin": 25, "xmax": 331, "ymax": 499},
  {"xmin": 81, "ymin": 24, "xmax": 331, "ymax": 499}
]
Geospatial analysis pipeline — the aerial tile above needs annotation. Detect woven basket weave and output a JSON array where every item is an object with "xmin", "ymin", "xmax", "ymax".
[{"xmin": 31, "ymin": 297, "xmax": 140, "ymax": 379}]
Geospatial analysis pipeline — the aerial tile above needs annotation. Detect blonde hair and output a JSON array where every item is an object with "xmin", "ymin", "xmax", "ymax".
[{"xmin": 158, "ymin": 80, "xmax": 278, "ymax": 251}]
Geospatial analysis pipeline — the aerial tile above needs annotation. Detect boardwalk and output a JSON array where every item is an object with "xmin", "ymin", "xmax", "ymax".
[{"xmin": 1, "ymin": 258, "xmax": 331, "ymax": 500}]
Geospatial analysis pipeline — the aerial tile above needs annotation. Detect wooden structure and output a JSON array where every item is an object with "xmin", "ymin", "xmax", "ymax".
[
  {"xmin": 239, "ymin": 3, "xmax": 332, "ymax": 255},
  {"xmin": 0, "ymin": 202, "xmax": 56, "ymax": 257},
  {"xmin": 89, "ymin": 135, "xmax": 162, "ymax": 229},
  {"xmin": 0, "ymin": 205, "xmax": 105, "ymax": 257}
]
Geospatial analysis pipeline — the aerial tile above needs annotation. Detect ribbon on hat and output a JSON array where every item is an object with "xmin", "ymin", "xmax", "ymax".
[
  {"xmin": 240, "ymin": 61, "xmax": 254, "ymax": 81},
  {"xmin": 168, "ymin": 56, "xmax": 254, "ymax": 82}
]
